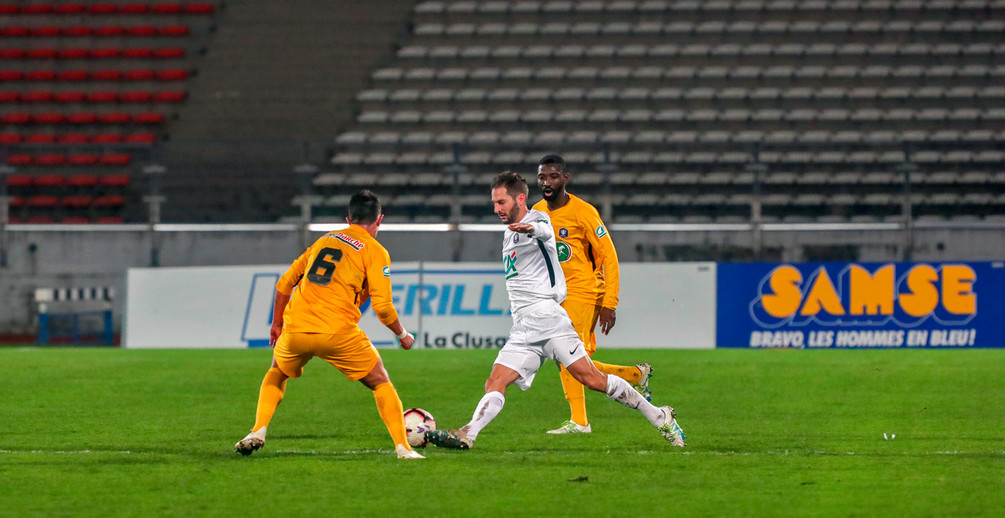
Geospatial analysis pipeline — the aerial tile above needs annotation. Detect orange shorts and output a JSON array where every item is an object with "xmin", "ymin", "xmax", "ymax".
[
  {"xmin": 561, "ymin": 296, "xmax": 603, "ymax": 356},
  {"xmin": 273, "ymin": 327, "xmax": 380, "ymax": 381}
]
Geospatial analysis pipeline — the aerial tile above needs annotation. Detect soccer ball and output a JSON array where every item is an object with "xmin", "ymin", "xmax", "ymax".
[{"xmin": 403, "ymin": 408, "xmax": 436, "ymax": 448}]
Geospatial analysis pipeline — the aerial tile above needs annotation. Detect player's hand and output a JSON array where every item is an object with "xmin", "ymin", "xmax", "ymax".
[
  {"xmin": 269, "ymin": 322, "xmax": 283, "ymax": 347},
  {"xmin": 508, "ymin": 222, "xmax": 535, "ymax": 234},
  {"xmin": 397, "ymin": 332, "xmax": 416, "ymax": 350},
  {"xmin": 599, "ymin": 307, "xmax": 616, "ymax": 335}
]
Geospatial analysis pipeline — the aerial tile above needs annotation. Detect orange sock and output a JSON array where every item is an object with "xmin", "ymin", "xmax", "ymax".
[
  {"xmin": 593, "ymin": 361, "xmax": 642, "ymax": 385},
  {"xmin": 373, "ymin": 381, "xmax": 409, "ymax": 449},
  {"xmin": 253, "ymin": 367, "xmax": 287, "ymax": 432},
  {"xmin": 559, "ymin": 367, "xmax": 588, "ymax": 427}
]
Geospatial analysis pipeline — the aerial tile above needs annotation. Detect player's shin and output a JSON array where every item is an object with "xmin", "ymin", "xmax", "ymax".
[
  {"xmin": 593, "ymin": 361, "xmax": 643, "ymax": 384},
  {"xmin": 465, "ymin": 391, "xmax": 506, "ymax": 440},
  {"xmin": 559, "ymin": 367, "xmax": 588, "ymax": 427},
  {"xmin": 372, "ymin": 381, "xmax": 410, "ymax": 449},
  {"xmin": 253, "ymin": 367, "xmax": 287, "ymax": 432},
  {"xmin": 604, "ymin": 374, "xmax": 664, "ymax": 426}
]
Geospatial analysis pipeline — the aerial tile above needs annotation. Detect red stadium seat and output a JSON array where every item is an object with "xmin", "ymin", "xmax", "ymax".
[
  {"xmin": 58, "ymin": 133, "xmax": 91, "ymax": 144},
  {"xmin": 0, "ymin": 4, "xmax": 19, "ymax": 14},
  {"xmin": 56, "ymin": 3, "xmax": 87, "ymax": 14},
  {"xmin": 22, "ymin": 4, "xmax": 54, "ymax": 14},
  {"xmin": 91, "ymin": 133, "xmax": 123, "ymax": 144},
  {"xmin": 7, "ymin": 154, "xmax": 33, "ymax": 165},
  {"xmin": 58, "ymin": 70, "xmax": 89, "ymax": 82},
  {"xmin": 99, "ymin": 112, "xmax": 132, "ymax": 124},
  {"xmin": 54, "ymin": 91, "xmax": 86, "ymax": 103},
  {"xmin": 28, "ymin": 216, "xmax": 56, "ymax": 223},
  {"xmin": 86, "ymin": 91, "xmax": 119, "ymax": 103},
  {"xmin": 152, "ymin": 3, "xmax": 183, "ymax": 14},
  {"xmin": 31, "ymin": 27, "xmax": 63, "ymax": 38},
  {"xmin": 62, "ymin": 195, "xmax": 94, "ymax": 208},
  {"xmin": 0, "ymin": 27, "xmax": 31, "ymax": 38},
  {"xmin": 1, "ymin": 113, "xmax": 32, "ymax": 124},
  {"xmin": 0, "ymin": 92, "xmax": 17, "ymax": 103},
  {"xmin": 63, "ymin": 26, "xmax": 94, "ymax": 37},
  {"xmin": 91, "ymin": 70, "xmax": 122, "ymax": 81},
  {"xmin": 27, "ymin": 48, "xmax": 59, "ymax": 60},
  {"xmin": 122, "ymin": 48, "xmax": 153, "ymax": 59},
  {"xmin": 89, "ymin": 48, "xmax": 122, "ymax": 60},
  {"xmin": 153, "ymin": 90, "xmax": 186, "ymax": 102},
  {"xmin": 120, "ymin": 91, "xmax": 153, "ymax": 103},
  {"xmin": 132, "ymin": 112, "xmax": 165, "ymax": 124},
  {"xmin": 26, "ymin": 133, "xmax": 57, "ymax": 144},
  {"xmin": 0, "ymin": 133, "xmax": 22, "ymax": 144},
  {"xmin": 156, "ymin": 68, "xmax": 189, "ymax": 81},
  {"xmin": 184, "ymin": 3, "xmax": 215, "ymax": 14},
  {"xmin": 9, "ymin": 197, "xmax": 24, "ymax": 208},
  {"xmin": 0, "ymin": 71, "xmax": 25, "ymax": 81},
  {"xmin": 21, "ymin": 91, "xmax": 54, "ymax": 103},
  {"xmin": 99, "ymin": 155, "xmax": 132, "ymax": 167},
  {"xmin": 26, "ymin": 70, "xmax": 57, "ymax": 81},
  {"xmin": 6, "ymin": 174, "xmax": 33, "ymax": 187},
  {"xmin": 159, "ymin": 25, "xmax": 190, "ymax": 36},
  {"xmin": 36, "ymin": 154, "xmax": 68, "ymax": 166},
  {"xmin": 127, "ymin": 26, "xmax": 159, "ymax": 37},
  {"xmin": 153, "ymin": 47, "xmax": 186, "ymax": 59},
  {"xmin": 0, "ymin": 49, "xmax": 27, "ymax": 59},
  {"xmin": 124, "ymin": 69, "xmax": 156, "ymax": 81},
  {"xmin": 32, "ymin": 113, "xmax": 65, "ymax": 124},
  {"xmin": 93, "ymin": 194, "xmax": 127, "ymax": 207},
  {"xmin": 99, "ymin": 174, "xmax": 131, "ymax": 187},
  {"xmin": 68, "ymin": 154, "xmax": 100, "ymax": 166},
  {"xmin": 119, "ymin": 3, "xmax": 149, "ymax": 14},
  {"xmin": 58, "ymin": 48, "xmax": 90, "ymax": 60},
  {"xmin": 61, "ymin": 216, "xmax": 91, "ymax": 223},
  {"xmin": 67, "ymin": 175, "xmax": 98, "ymax": 187},
  {"xmin": 95, "ymin": 26, "xmax": 126, "ymax": 37},
  {"xmin": 89, "ymin": 3, "xmax": 118, "ymax": 14},
  {"xmin": 35, "ymin": 175, "xmax": 66, "ymax": 187},
  {"xmin": 96, "ymin": 216, "xmax": 125, "ymax": 224},
  {"xmin": 66, "ymin": 113, "xmax": 98, "ymax": 124},
  {"xmin": 124, "ymin": 132, "xmax": 156, "ymax": 143}
]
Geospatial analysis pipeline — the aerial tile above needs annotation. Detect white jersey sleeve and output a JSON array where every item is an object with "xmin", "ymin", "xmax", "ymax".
[{"xmin": 501, "ymin": 209, "xmax": 567, "ymax": 313}]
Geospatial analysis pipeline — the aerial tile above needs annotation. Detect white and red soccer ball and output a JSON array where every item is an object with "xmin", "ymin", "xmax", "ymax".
[{"xmin": 403, "ymin": 408, "xmax": 437, "ymax": 448}]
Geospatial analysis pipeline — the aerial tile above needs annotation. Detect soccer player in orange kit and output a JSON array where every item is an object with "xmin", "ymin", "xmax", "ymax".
[
  {"xmin": 532, "ymin": 155, "xmax": 654, "ymax": 435},
  {"xmin": 234, "ymin": 190, "xmax": 424, "ymax": 459}
]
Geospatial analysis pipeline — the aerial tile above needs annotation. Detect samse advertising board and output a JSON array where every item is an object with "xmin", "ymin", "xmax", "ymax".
[{"xmin": 716, "ymin": 261, "xmax": 1005, "ymax": 348}]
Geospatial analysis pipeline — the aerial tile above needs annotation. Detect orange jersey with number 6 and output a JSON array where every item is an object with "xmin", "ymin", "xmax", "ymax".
[
  {"xmin": 532, "ymin": 194, "xmax": 620, "ymax": 308},
  {"xmin": 275, "ymin": 225, "xmax": 399, "ymax": 333}
]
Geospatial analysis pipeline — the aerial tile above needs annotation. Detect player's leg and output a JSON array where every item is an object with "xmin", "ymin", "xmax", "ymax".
[
  {"xmin": 552, "ymin": 300, "xmax": 595, "ymax": 432},
  {"xmin": 236, "ymin": 332, "xmax": 305, "ymax": 455},
  {"xmin": 427, "ymin": 364, "xmax": 521, "ymax": 450},
  {"xmin": 563, "ymin": 351, "xmax": 685, "ymax": 447},
  {"xmin": 359, "ymin": 358, "xmax": 423, "ymax": 459},
  {"xmin": 593, "ymin": 361, "xmax": 652, "ymax": 402}
]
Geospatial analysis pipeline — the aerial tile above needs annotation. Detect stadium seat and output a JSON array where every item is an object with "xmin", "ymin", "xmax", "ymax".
[
  {"xmin": 99, "ymin": 155, "xmax": 133, "ymax": 166},
  {"xmin": 98, "ymin": 175, "xmax": 131, "ymax": 187}
]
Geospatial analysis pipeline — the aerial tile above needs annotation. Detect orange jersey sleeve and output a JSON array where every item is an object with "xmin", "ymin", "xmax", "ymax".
[
  {"xmin": 277, "ymin": 225, "xmax": 399, "ymax": 333},
  {"xmin": 532, "ymin": 194, "xmax": 619, "ymax": 307}
]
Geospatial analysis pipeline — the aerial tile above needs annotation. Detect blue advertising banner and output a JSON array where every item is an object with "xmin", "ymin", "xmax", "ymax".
[{"xmin": 717, "ymin": 261, "xmax": 1005, "ymax": 348}]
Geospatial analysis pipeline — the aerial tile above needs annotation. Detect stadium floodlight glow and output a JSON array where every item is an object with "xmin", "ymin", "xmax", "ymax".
[{"xmin": 456, "ymin": 223, "xmax": 500, "ymax": 232}]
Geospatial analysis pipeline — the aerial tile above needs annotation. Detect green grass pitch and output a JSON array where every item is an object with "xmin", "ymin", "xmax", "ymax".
[{"xmin": 1, "ymin": 347, "xmax": 1003, "ymax": 517}]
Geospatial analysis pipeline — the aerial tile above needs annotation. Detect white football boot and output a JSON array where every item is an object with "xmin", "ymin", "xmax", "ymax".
[
  {"xmin": 657, "ymin": 406, "xmax": 686, "ymax": 447},
  {"xmin": 396, "ymin": 444, "xmax": 425, "ymax": 459},
  {"xmin": 546, "ymin": 420, "xmax": 593, "ymax": 434},
  {"xmin": 234, "ymin": 426, "xmax": 267, "ymax": 456}
]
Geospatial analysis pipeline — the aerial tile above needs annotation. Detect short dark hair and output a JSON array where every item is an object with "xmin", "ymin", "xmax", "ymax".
[
  {"xmin": 347, "ymin": 190, "xmax": 381, "ymax": 225},
  {"xmin": 491, "ymin": 171, "xmax": 529, "ymax": 199},
  {"xmin": 538, "ymin": 154, "xmax": 567, "ymax": 174}
]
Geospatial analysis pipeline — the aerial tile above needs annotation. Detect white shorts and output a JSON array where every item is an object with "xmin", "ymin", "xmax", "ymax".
[{"xmin": 494, "ymin": 300, "xmax": 588, "ymax": 391}]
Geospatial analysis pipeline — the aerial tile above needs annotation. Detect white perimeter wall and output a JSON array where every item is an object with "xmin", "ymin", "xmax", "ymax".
[{"xmin": 124, "ymin": 262, "xmax": 716, "ymax": 349}]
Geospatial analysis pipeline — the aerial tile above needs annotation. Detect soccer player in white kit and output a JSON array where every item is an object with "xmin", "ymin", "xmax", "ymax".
[{"xmin": 427, "ymin": 171, "xmax": 686, "ymax": 450}]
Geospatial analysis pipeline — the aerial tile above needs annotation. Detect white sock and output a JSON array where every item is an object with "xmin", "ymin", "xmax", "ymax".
[
  {"xmin": 605, "ymin": 375, "xmax": 664, "ymax": 427},
  {"xmin": 464, "ymin": 391, "xmax": 505, "ymax": 440}
]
